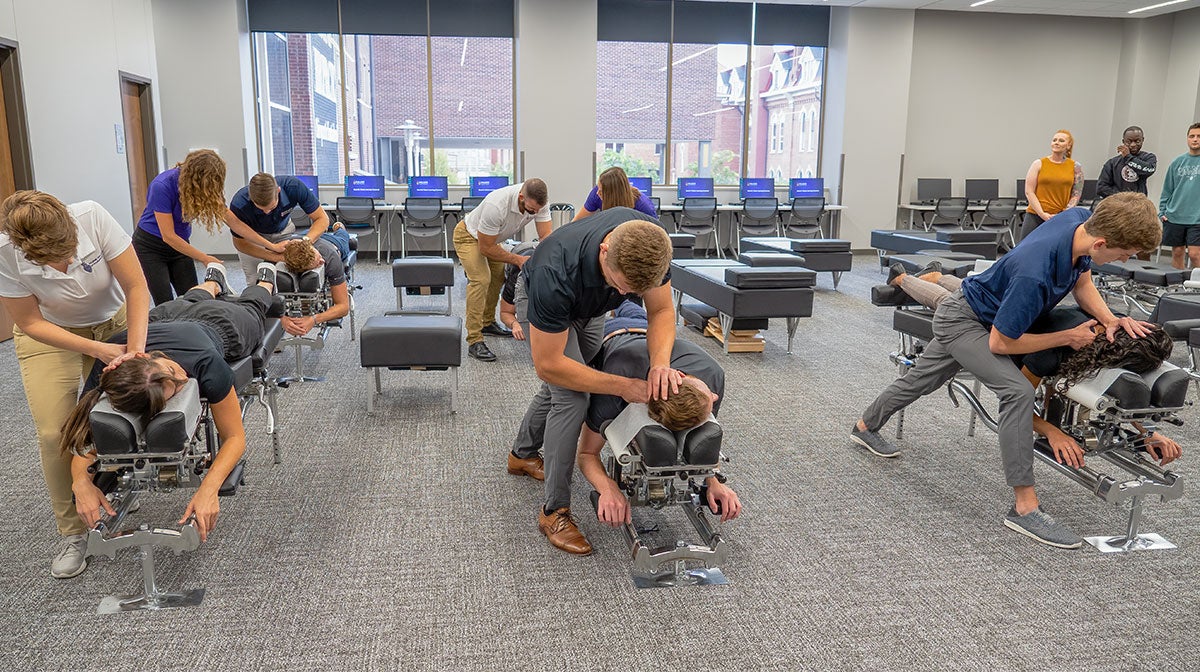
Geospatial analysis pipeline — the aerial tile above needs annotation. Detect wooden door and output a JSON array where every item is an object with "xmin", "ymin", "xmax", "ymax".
[
  {"xmin": 120, "ymin": 79, "xmax": 150, "ymax": 222},
  {"xmin": 0, "ymin": 57, "xmax": 15, "ymax": 340}
]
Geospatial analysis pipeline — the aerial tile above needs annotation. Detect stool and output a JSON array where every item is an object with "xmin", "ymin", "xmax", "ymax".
[
  {"xmin": 392, "ymin": 256, "xmax": 455, "ymax": 314},
  {"xmin": 360, "ymin": 314, "xmax": 463, "ymax": 413},
  {"xmin": 670, "ymin": 233, "xmax": 696, "ymax": 260}
]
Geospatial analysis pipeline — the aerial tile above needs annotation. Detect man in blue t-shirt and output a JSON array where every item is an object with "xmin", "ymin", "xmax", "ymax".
[
  {"xmin": 229, "ymin": 172, "xmax": 331, "ymax": 284},
  {"xmin": 850, "ymin": 193, "xmax": 1162, "ymax": 550}
]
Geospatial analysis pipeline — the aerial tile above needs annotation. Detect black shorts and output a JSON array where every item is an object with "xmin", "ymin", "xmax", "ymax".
[{"xmin": 1161, "ymin": 220, "xmax": 1200, "ymax": 247}]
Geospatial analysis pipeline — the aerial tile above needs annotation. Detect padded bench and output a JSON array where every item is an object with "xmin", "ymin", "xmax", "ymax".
[
  {"xmin": 671, "ymin": 259, "xmax": 815, "ymax": 354},
  {"xmin": 392, "ymin": 256, "xmax": 455, "ymax": 314},
  {"xmin": 360, "ymin": 314, "xmax": 463, "ymax": 413},
  {"xmin": 871, "ymin": 229, "xmax": 1002, "ymax": 260},
  {"xmin": 670, "ymin": 233, "xmax": 696, "ymax": 259},
  {"xmin": 738, "ymin": 237, "xmax": 852, "ymax": 288}
]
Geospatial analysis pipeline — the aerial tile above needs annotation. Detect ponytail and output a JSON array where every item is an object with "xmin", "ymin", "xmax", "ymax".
[{"xmin": 60, "ymin": 388, "xmax": 104, "ymax": 457}]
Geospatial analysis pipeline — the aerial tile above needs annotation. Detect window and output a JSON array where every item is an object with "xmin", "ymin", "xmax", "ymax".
[
  {"xmin": 746, "ymin": 45, "xmax": 824, "ymax": 182},
  {"xmin": 430, "ymin": 36, "xmax": 514, "ymax": 183},
  {"xmin": 671, "ymin": 43, "xmax": 746, "ymax": 185},
  {"xmin": 596, "ymin": 40, "xmax": 668, "ymax": 182},
  {"xmin": 352, "ymin": 34, "xmax": 429, "ymax": 184}
]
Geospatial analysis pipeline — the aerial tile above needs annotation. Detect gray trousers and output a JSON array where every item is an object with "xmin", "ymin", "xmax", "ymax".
[
  {"xmin": 861, "ymin": 292, "xmax": 1036, "ymax": 487},
  {"xmin": 512, "ymin": 316, "xmax": 605, "ymax": 511},
  {"xmin": 237, "ymin": 222, "xmax": 297, "ymax": 285}
]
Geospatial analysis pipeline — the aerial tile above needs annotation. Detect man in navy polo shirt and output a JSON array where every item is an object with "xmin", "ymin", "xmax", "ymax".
[
  {"xmin": 509, "ymin": 207, "xmax": 677, "ymax": 556},
  {"xmin": 850, "ymin": 192, "xmax": 1162, "ymax": 549},
  {"xmin": 229, "ymin": 173, "xmax": 331, "ymax": 284}
]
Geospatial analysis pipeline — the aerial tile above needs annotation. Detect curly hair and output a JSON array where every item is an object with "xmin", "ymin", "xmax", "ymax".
[
  {"xmin": 597, "ymin": 167, "xmax": 636, "ymax": 210},
  {"xmin": 1055, "ymin": 325, "xmax": 1173, "ymax": 387},
  {"xmin": 647, "ymin": 378, "xmax": 712, "ymax": 431},
  {"xmin": 58, "ymin": 353, "xmax": 188, "ymax": 456},
  {"xmin": 282, "ymin": 238, "xmax": 319, "ymax": 274},
  {"xmin": 0, "ymin": 190, "xmax": 78, "ymax": 265},
  {"xmin": 177, "ymin": 149, "xmax": 227, "ymax": 234}
]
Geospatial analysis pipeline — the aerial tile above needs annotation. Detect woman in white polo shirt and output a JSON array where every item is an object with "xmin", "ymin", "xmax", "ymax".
[{"xmin": 0, "ymin": 191, "xmax": 150, "ymax": 579}]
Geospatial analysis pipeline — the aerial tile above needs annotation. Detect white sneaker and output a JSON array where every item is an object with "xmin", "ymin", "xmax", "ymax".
[{"xmin": 50, "ymin": 533, "xmax": 89, "ymax": 579}]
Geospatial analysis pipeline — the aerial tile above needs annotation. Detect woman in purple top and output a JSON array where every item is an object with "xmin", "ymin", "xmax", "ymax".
[
  {"xmin": 572, "ymin": 166, "xmax": 658, "ymax": 221},
  {"xmin": 134, "ymin": 149, "xmax": 285, "ymax": 304}
]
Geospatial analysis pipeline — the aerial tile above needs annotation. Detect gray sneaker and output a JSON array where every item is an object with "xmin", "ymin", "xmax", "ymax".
[
  {"xmin": 850, "ymin": 423, "xmax": 900, "ymax": 458},
  {"xmin": 1003, "ymin": 507, "xmax": 1083, "ymax": 549},
  {"xmin": 50, "ymin": 533, "xmax": 89, "ymax": 579}
]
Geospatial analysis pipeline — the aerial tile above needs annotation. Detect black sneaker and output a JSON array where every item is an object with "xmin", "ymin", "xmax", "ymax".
[
  {"xmin": 886, "ymin": 261, "xmax": 907, "ymax": 286},
  {"xmin": 481, "ymin": 322, "xmax": 512, "ymax": 337},
  {"xmin": 468, "ymin": 342, "xmax": 497, "ymax": 362},
  {"xmin": 850, "ymin": 423, "xmax": 901, "ymax": 458},
  {"xmin": 256, "ymin": 261, "xmax": 277, "ymax": 289},
  {"xmin": 204, "ymin": 263, "xmax": 232, "ymax": 297},
  {"xmin": 916, "ymin": 260, "xmax": 944, "ymax": 277}
]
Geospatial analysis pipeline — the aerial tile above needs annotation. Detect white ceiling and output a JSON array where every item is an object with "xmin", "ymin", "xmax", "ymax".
[{"xmin": 742, "ymin": 0, "xmax": 1200, "ymax": 19}]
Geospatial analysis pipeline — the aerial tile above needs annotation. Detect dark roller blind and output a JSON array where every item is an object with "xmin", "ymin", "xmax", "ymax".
[
  {"xmin": 672, "ymin": 1, "xmax": 752, "ymax": 44},
  {"xmin": 754, "ymin": 3, "xmax": 830, "ymax": 47},
  {"xmin": 430, "ymin": 0, "xmax": 515, "ymax": 37},
  {"xmin": 340, "ymin": 0, "xmax": 427, "ymax": 36},
  {"xmin": 597, "ymin": 0, "xmax": 671, "ymax": 43},
  {"xmin": 247, "ymin": 0, "xmax": 339, "ymax": 33}
]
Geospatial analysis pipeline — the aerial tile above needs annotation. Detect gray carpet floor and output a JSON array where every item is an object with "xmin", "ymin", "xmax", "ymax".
[{"xmin": 1, "ymin": 253, "xmax": 1197, "ymax": 671}]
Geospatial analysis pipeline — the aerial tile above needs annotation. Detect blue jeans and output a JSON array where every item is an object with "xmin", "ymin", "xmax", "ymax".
[{"xmin": 320, "ymin": 228, "xmax": 352, "ymax": 264}]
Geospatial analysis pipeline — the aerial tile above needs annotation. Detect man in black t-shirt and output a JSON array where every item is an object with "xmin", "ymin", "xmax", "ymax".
[{"xmin": 508, "ymin": 207, "xmax": 676, "ymax": 556}]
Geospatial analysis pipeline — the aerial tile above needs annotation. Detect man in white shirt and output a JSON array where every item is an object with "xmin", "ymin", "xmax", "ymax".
[{"xmin": 452, "ymin": 178, "xmax": 552, "ymax": 361}]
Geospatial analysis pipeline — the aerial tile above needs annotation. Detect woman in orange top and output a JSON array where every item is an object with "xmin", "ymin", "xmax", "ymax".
[{"xmin": 1019, "ymin": 130, "xmax": 1083, "ymax": 241}]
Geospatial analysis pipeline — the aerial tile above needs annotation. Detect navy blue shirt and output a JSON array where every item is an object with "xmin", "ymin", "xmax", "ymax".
[
  {"xmin": 961, "ymin": 207, "xmax": 1092, "ymax": 339},
  {"xmin": 229, "ymin": 176, "xmax": 321, "ymax": 237},
  {"xmin": 523, "ymin": 207, "xmax": 666, "ymax": 333}
]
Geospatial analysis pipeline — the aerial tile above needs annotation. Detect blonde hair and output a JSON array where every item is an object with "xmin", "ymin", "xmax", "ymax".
[
  {"xmin": 1084, "ymin": 192, "xmax": 1161, "ymax": 254},
  {"xmin": 0, "ymin": 190, "xmax": 78, "ymax": 265},
  {"xmin": 597, "ymin": 167, "xmax": 637, "ymax": 210},
  {"xmin": 282, "ymin": 238, "xmax": 319, "ymax": 274},
  {"xmin": 177, "ymin": 149, "xmax": 227, "ymax": 234},
  {"xmin": 648, "ymin": 379, "xmax": 711, "ymax": 431},
  {"xmin": 248, "ymin": 173, "xmax": 278, "ymax": 208},
  {"xmin": 605, "ymin": 220, "xmax": 671, "ymax": 294},
  {"xmin": 1054, "ymin": 129, "xmax": 1075, "ymax": 159}
]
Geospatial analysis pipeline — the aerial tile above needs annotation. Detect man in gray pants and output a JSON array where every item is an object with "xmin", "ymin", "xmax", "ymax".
[
  {"xmin": 851, "ymin": 193, "xmax": 1162, "ymax": 549},
  {"xmin": 510, "ymin": 208, "xmax": 676, "ymax": 555}
]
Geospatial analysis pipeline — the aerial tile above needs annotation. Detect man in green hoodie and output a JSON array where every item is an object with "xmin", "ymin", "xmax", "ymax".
[{"xmin": 1160, "ymin": 122, "xmax": 1200, "ymax": 270}]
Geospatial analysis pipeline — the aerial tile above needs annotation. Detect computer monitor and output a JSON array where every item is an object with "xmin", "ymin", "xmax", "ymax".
[
  {"xmin": 739, "ymin": 178, "xmax": 775, "ymax": 200},
  {"xmin": 915, "ymin": 178, "xmax": 952, "ymax": 204},
  {"xmin": 1016, "ymin": 179, "xmax": 1027, "ymax": 201},
  {"xmin": 965, "ymin": 178, "xmax": 999, "ymax": 203},
  {"xmin": 789, "ymin": 177, "xmax": 824, "ymax": 199},
  {"xmin": 677, "ymin": 177, "xmax": 714, "ymax": 199},
  {"xmin": 628, "ymin": 177, "xmax": 652, "ymax": 198},
  {"xmin": 409, "ymin": 175, "xmax": 449, "ymax": 199},
  {"xmin": 293, "ymin": 175, "xmax": 318, "ymax": 195},
  {"xmin": 1082, "ymin": 179, "xmax": 1098, "ymax": 202},
  {"xmin": 345, "ymin": 175, "xmax": 385, "ymax": 199},
  {"xmin": 469, "ymin": 176, "xmax": 509, "ymax": 198}
]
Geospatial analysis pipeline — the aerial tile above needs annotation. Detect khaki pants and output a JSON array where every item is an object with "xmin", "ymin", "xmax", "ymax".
[
  {"xmin": 14, "ymin": 305, "xmax": 128, "ymax": 536},
  {"xmin": 453, "ymin": 222, "xmax": 504, "ymax": 344}
]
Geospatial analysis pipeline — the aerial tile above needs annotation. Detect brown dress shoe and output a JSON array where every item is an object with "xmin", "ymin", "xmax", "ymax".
[
  {"xmin": 507, "ymin": 452, "xmax": 545, "ymax": 481},
  {"xmin": 538, "ymin": 507, "xmax": 593, "ymax": 555}
]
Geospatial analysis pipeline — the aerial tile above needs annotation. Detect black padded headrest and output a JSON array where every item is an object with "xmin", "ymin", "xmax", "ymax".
[
  {"xmin": 1145, "ymin": 365, "xmax": 1190, "ymax": 409},
  {"xmin": 1101, "ymin": 372, "xmax": 1152, "ymax": 410},
  {"xmin": 791, "ymin": 239, "xmax": 850, "ymax": 253},
  {"xmin": 724, "ymin": 266, "xmax": 816, "ymax": 289},
  {"xmin": 681, "ymin": 421, "xmax": 722, "ymax": 466},
  {"xmin": 633, "ymin": 425, "xmax": 678, "ymax": 468},
  {"xmin": 296, "ymin": 269, "xmax": 323, "ymax": 293},
  {"xmin": 275, "ymin": 269, "xmax": 297, "ymax": 293},
  {"xmin": 90, "ymin": 379, "xmax": 202, "ymax": 455}
]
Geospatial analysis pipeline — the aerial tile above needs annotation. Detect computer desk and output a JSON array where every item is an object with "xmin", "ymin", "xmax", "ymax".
[
  {"xmin": 898, "ymin": 202, "xmax": 1024, "ymax": 230},
  {"xmin": 324, "ymin": 201, "xmax": 466, "ymax": 263},
  {"xmin": 658, "ymin": 202, "xmax": 846, "ymax": 239}
]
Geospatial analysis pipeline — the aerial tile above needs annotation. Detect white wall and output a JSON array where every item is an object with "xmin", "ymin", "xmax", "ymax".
[
  {"xmin": 515, "ymin": 0, "xmax": 597, "ymax": 228},
  {"xmin": 0, "ymin": 0, "xmax": 160, "ymax": 230},
  {"xmin": 150, "ymin": 0, "xmax": 257, "ymax": 255}
]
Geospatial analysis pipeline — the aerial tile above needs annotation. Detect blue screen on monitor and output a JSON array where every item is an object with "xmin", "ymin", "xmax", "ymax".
[
  {"xmin": 469, "ymin": 176, "xmax": 509, "ymax": 198},
  {"xmin": 345, "ymin": 175, "xmax": 385, "ymax": 199},
  {"xmin": 628, "ymin": 177, "xmax": 652, "ymax": 198},
  {"xmin": 789, "ymin": 177, "xmax": 824, "ymax": 199},
  {"xmin": 740, "ymin": 178, "xmax": 775, "ymax": 199},
  {"xmin": 409, "ymin": 175, "xmax": 448, "ymax": 199},
  {"xmin": 677, "ymin": 177, "xmax": 714, "ymax": 199},
  {"xmin": 293, "ymin": 175, "xmax": 318, "ymax": 195}
]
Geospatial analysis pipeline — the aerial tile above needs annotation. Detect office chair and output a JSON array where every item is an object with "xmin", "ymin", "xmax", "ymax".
[
  {"xmin": 923, "ymin": 197, "xmax": 969, "ymax": 232},
  {"xmin": 460, "ymin": 196, "xmax": 484, "ymax": 215},
  {"xmin": 734, "ymin": 197, "xmax": 780, "ymax": 255},
  {"xmin": 678, "ymin": 197, "xmax": 720, "ymax": 258},
  {"xmin": 288, "ymin": 207, "xmax": 313, "ymax": 234},
  {"xmin": 974, "ymin": 197, "xmax": 1018, "ymax": 251},
  {"xmin": 400, "ymin": 197, "xmax": 447, "ymax": 258},
  {"xmin": 335, "ymin": 196, "xmax": 381, "ymax": 264},
  {"xmin": 782, "ymin": 197, "xmax": 825, "ymax": 239}
]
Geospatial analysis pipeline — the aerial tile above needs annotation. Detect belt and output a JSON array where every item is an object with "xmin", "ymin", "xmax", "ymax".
[{"xmin": 603, "ymin": 327, "xmax": 648, "ymax": 343}]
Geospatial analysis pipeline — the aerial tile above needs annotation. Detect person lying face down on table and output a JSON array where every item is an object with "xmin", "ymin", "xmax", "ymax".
[
  {"xmin": 60, "ymin": 262, "xmax": 282, "ymax": 542},
  {"xmin": 276, "ymin": 222, "xmax": 352, "ymax": 336},
  {"xmin": 576, "ymin": 300, "xmax": 741, "ymax": 530},
  {"xmin": 886, "ymin": 265, "xmax": 1182, "ymax": 469}
]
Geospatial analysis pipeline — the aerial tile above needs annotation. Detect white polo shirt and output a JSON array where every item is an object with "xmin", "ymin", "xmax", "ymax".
[
  {"xmin": 463, "ymin": 182, "xmax": 551, "ymax": 241},
  {"xmin": 0, "ymin": 200, "xmax": 131, "ymax": 327}
]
